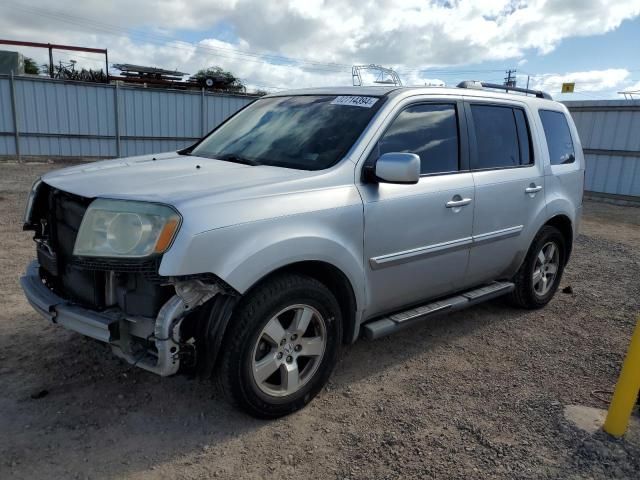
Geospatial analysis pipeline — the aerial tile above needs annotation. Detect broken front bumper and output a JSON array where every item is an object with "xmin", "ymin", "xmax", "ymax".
[
  {"xmin": 21, "ymin": 261, "xmax": 118, "ymax": 342},
  {"xmin": 20, "ymin": 260, "xmax": 221, "ymax": 376}
]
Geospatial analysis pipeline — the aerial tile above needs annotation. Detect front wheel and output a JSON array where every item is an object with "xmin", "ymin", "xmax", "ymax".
[
  {"xmin": 218, "ymin": 273, "xmax": 342, "ymax": 418},
  {"xmin": 509, "ymin": 225, "xmax": 566, "ymax": 309}
]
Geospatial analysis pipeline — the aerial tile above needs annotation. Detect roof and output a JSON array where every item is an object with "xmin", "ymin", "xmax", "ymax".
[
  {"xmin": 266, "ymin": 86, "xmax": 402, "ymax": 97},
  {"xmin": 266, "ymin": 85, "xmax": 559, "ymax": 106}
]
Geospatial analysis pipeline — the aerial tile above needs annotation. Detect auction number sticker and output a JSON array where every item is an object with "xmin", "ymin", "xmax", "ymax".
[{"xmin": 330, "ymin": 96, "xmax": 379, "ymax": 108}]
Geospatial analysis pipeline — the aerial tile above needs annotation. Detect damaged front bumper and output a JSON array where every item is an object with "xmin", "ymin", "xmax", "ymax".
[{"xmin": 20, "ymin": 260, "xmax": 221, "ymax": 376}]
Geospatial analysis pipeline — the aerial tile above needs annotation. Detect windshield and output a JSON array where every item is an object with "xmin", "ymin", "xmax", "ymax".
[{"xmin": 191, "ymin": 95, "xmax": 385, "ymax": 170}]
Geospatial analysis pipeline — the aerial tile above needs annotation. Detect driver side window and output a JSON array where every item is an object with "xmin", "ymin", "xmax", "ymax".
[{"xmin": 373, "ymin": 104, "xmax": 460, "ymax": 175}]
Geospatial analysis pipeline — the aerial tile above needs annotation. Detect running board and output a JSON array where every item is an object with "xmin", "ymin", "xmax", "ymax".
[{"xmin": 362, "ymin": 281, "xmax": 515, "ymax": 340}]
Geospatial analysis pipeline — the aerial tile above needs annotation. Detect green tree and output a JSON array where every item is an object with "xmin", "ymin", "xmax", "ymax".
[
  {"xmin": 192, "ymin": 66, "xmax": 245, "ymax": 92},
  {"xmin": 24, "ymin": 57, "xmax": 40, "ymax": 75}
]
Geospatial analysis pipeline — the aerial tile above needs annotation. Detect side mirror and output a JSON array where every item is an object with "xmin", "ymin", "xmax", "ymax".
[{"xmin": 374, "ymin": 152, "xmax": 420, "ymax": 184}]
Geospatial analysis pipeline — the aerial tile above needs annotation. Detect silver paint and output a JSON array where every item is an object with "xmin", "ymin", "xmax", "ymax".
[{"xmin": 26, "ymin": 85, "xmax": 585, "ymax": 351}]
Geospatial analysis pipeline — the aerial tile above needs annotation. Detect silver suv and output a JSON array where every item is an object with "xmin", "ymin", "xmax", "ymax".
[{"xmin": 21, "ymin": 83, "xmax": 584, "ymax": 417}]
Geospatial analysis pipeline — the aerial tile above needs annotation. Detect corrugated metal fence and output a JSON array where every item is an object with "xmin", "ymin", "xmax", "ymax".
[
  {"xmin": 565, "ymin": 100, "xmax": 640, "ymax": 198},
  {"xmin": 0, "ymin": 74, "xmax": 256, "ymax": 159},
  {"xmin": 2, "ymin": 79, "xmax": 638, "ymax": 199}
]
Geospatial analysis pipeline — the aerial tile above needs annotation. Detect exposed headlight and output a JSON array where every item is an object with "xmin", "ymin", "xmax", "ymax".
[
  {"xmin": 23, "ymin": 178, "xmax": 42, "ymax": 228},
  {"xmin": 73, "ymin": 199, "xmax": 181, "ymax": 258}
]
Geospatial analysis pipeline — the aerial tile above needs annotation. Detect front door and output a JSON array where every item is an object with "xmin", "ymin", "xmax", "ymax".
[{"xmin": 358, "ymin": 100, "xmax": 475, "ymax": 318}]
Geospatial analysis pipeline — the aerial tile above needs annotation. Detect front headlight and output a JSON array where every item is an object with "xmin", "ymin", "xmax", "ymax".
[{"xmin": 73, "ymin": 199, "xmax": 181, "ymax": 258}]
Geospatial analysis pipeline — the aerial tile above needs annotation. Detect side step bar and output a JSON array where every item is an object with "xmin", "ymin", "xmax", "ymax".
[{"xmin": 362, "ymin": 281, "xmax": 514, "ymax": 340}]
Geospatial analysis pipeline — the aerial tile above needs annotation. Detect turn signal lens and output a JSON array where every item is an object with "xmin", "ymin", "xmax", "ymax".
[{"xmin": 155, "ymin": 217, "xmax": 180, "ymax": 253}]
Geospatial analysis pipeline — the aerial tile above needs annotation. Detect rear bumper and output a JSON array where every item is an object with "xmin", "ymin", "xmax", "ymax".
[{"xmin": 20, "ymin": 260, "xmax": 118, "ymax": 343}]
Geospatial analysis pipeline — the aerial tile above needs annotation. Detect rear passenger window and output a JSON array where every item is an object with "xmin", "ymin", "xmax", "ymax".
[
  {"xmin": 470, "ymin": 105, "xmax": 532, "ymax": 169},
  {"xmin": 377, "ymin": 104, "xmax": 459, "ymax": 175},
  {"xmin": 539, "ymin": 110, "xmax": 575, "ymax": 165}
]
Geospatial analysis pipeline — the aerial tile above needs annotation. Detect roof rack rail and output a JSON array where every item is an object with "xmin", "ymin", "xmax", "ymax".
[{"xmin": 457, "ymin": 80, "xmax": 552, "ymax": 100}]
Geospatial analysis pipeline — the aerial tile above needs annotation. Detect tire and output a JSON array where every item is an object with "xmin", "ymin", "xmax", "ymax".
[
  {"xmin": 509, "ymin": 225, "xmax": 566, "ymax": 309},
  {"xmin": 218, "ymin": 273, "xmax": 342, "ymax": 418}
]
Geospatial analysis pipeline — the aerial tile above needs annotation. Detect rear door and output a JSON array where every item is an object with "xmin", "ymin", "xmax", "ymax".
[{"xmin": 464, "ymin": 100, "xmax": 546, "ymax": 285}]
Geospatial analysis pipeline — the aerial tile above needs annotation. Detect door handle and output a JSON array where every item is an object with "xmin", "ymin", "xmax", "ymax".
[
  {"xmin": 446, "ymin": 198, "xmax": 472, "ymax": 208},
  {"xmin": 525, "ymin": 185, "xmax": 543, "ymax": 194}
]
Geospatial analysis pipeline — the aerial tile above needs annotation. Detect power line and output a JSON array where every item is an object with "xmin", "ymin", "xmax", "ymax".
[
  {"xmin": 398, "ymin": 68, "xmax": 506, "ymax": 75},
  {"xmin": 36, "ymin": 49, "xmax": 628, "ymax": 98}
]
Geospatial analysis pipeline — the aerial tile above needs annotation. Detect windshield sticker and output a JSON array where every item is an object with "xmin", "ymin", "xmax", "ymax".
[{"xmin": 330, "ymin": 96, "xmax": 379, "ymax": 108}]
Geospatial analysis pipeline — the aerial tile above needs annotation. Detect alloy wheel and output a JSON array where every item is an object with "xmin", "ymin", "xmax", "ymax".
[
  {"xmin": 533, "ymin": 241, "xmax": 560, "ymax": 297},
  {"xmin": 251, "ymin": 304, "xmax": 327, "ymax": 397}
]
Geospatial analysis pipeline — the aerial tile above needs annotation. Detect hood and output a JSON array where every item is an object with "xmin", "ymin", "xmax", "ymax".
[{"xmin": 41, "ymin": 152, "xmax": 316, "ymax": 205}]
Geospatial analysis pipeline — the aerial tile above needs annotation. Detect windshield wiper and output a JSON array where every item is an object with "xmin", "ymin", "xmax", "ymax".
[{"xmin": 215, "ymin": 153, "xmax": 261, "ymax": 166}]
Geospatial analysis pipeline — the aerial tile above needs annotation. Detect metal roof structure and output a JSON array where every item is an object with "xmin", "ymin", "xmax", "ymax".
[
  {"xmin": 112, "ymin": 64, "xmax": 189, "ymax": 81},
  {"xmin": 352, "ymin": 64, "xmax": 402, "ymax": 87}
]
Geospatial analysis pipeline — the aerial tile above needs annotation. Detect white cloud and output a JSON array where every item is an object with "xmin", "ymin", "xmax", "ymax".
[
  {"xmin": 622, "ymin": 80, "xmax": 640, "ymax": 93},
  {"xmin": 402, "ymin": 72, "xmax": 446, "ymax": 87},
  {"xmin": 524, "ymin": 69, "xmax": 631, "ymax": 96},
  {"xmin": 1, "ymin": 0, "xmax": 640, "ymax": 93}
]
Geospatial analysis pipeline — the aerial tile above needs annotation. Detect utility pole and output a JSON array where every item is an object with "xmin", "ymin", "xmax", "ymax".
[{"xmin": 504, "ymin": 69, "xmax": 516, "ymax": 92}]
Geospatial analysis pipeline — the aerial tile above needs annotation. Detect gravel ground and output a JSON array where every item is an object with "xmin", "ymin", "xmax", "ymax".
[{"xmin": 1, "ymin": 161, "xmax": 639, "ymax": 480}]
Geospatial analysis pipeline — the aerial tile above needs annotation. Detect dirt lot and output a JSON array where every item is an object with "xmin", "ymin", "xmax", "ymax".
[{"xmin": 1, "ymin": 161, "xmax": 639, "ymax": 480}]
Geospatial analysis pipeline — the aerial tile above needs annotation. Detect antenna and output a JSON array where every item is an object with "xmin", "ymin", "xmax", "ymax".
[{"xmin": 352, "ymin": 64, "xmax": 402, "ymax": 87}]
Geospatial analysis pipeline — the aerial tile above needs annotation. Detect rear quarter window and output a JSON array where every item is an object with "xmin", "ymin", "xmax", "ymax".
[{"xmin": 539, "ymin": 110, "xmax": 575, "ymax": 165}]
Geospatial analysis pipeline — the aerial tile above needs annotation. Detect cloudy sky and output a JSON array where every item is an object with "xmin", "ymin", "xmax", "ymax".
[{"xmin": 1, "ymin": 0, "xmax": 640, "ymax": 99}]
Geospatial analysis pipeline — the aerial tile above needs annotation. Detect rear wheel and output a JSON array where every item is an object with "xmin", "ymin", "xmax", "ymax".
[
  {"xmin": 218, "ymin": 273, "xmax": 342, "ymax": 418},
  {"xmin": 509, "ymin": 225, "xmax": 566, "ymax": 309}
]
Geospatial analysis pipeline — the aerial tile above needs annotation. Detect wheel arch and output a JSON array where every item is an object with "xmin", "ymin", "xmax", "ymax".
[
  {"xmin": 191, "ymin": 258, "xmax": 360, "ymax": 378},
  {"xmin": 508, "ymin": 211, "xmax": 575, "ymax": 279},
  {"xmin": 241, "ymin": 260, "xmax": 359, "ymax": 345},
  {"xmin": 544, "ymin": 214, "xmax": 573, "ymax": 264}
]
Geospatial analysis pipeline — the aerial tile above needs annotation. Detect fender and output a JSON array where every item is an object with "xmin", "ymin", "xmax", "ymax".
[
  {"xmin": 506, "ymin": 194, "xmax": 576, "ymax": 278},
  {"xmin": 501, "ymin": 194, "xmax": 554, "ymax": 280},
  {"xmin": 545, "ymin": 197, "xmax": 576, "ymax": 232},
  {"xmin": 159, "ymin": 204, "xmax": 367, "ymax": 314},
  {"xmin": 544, "ymin": 184, "xmax": 580, "ymax": 242}
]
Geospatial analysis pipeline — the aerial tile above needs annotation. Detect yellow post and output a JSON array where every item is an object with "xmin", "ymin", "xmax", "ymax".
[{"xmin": 604, "ymin": 317, "xmax": 640, "ymax": 437}]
